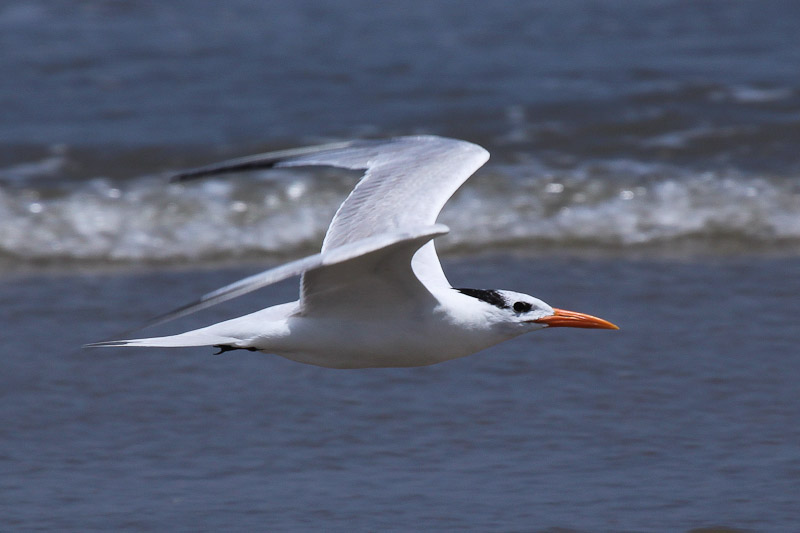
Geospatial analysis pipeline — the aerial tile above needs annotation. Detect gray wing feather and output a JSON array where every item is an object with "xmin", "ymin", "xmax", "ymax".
[
  {"xmin": 172, "ymin": 135, "xmax": 487, "ymax": 251},
  {"xmin": 173, "ymin": 135, "xmax": 488, "ymax": 292},
  {"xmin": 287, "ymin": 136, "xmax": 488, "ymax": 291},
  {"xmin": 277, "ymin": 136, "xmax": 488, "ymax": 251},
  {"xmin": 133, "ymin": 225, "xmax": 448, "ymax": 330}
]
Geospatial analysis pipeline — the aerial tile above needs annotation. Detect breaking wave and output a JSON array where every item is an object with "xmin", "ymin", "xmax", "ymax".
[{"xmin": 2, "ymin": 152, "xmax": 799, "ymax": 266}]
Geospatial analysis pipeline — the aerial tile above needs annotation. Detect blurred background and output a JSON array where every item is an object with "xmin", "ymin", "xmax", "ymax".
[{"xmin": 2, "ymin": 1, "xmax": 799, "ymax": 531}]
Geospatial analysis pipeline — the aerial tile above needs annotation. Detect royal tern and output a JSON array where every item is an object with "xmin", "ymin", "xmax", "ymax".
[{"xmin": 88, "ymin": 135, "xmax": 618, "ymax": 368}]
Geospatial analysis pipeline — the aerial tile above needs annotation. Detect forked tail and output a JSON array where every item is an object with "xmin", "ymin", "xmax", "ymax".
[{"xmin": 85, "ymin": 330, "xmax": 239, "ymax": 349}]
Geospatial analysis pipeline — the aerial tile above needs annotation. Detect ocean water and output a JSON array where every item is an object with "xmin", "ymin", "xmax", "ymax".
[
  {"xmin": 4, "ymin": 257, "xmax": 800, "ymax": 531},
  {"xmin": 2, "ymin": 0, "xmax": 800, "ymax": 530}
]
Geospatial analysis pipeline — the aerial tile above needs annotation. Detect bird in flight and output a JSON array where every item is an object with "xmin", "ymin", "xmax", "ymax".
[{"xmin": 88, "ymin": 136, "xmax": 617, "ymax": 368}]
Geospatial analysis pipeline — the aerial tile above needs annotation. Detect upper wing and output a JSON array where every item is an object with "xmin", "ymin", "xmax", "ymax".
[
  {"xmin": 173, "ymin": 135, "xmax": 490, "ymax": 291},
  {"xmin": 130, "ymin": 225, "xmax": 448, "ymax": 330}
]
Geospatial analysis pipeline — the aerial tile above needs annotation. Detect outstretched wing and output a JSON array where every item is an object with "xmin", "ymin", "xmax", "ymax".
[
  {"xmin": 113, "ymin": 225, "xmax": 448, "ymax": 332},
  {"xmin": 173, "ymin": 135, "xmax": 490, "ymax": 292}
]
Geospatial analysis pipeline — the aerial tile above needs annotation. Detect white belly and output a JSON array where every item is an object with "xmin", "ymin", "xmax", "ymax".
[{"xmin": 250, "ymin": 314, "xmax": 510, "ymax": 369}]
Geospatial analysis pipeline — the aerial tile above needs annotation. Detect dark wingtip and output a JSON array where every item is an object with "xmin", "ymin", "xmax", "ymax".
[
  {"xmin": 168, "ymin": 169, "xmax": 205, "ymax": 183},
  {"xmin": 168, "ymin": 159, "xmax": 281, "ymax": 183},
  {"xmin": 168, "ymin": 140, "xmax": 358, "ymax": 183}
]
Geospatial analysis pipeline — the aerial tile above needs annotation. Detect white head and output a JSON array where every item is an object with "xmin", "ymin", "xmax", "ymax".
[{"xmin": 455, "ymin": 287, "xmax": 618, "ymax": 334}]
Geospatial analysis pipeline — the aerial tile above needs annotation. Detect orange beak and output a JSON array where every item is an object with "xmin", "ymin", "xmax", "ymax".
[{"xmin": 532, "ymin": 308, "xmax": 619, "ymax": 330}]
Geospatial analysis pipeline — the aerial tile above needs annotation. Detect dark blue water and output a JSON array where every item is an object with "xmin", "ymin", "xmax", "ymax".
[
  {"xmin": 3, "ymin": 1, "xmax": 800, "ymax": 530},
  {"xmin": 3, "ymin": 257, "xmax": 800, "ymax": 531},
  {"xmin": 2, "ymin": 0, "xmax": 799, "ymax": 159}
]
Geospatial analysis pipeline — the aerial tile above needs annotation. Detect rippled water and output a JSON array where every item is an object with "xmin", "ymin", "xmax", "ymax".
[
  {"xmin": 4, "ymin": 256, "xmax": 800, "ymax": 531},
  {"xmin": 3, "ymin": 1, "xmax": 800, "ymax": 530}
]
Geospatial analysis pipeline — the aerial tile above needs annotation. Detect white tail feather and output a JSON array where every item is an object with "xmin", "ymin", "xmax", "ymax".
[{"xmin": 85, "ymin": 331, "xmax": 239, "ymax": 349}]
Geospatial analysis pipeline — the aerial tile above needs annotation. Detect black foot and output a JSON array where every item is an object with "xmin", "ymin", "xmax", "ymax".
[{"xmin": 213, "ymin": 344, "xmax": 258, "ymax": 355}]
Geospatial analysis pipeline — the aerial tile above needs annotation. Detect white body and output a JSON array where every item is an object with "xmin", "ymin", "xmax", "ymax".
[{"xmin": 140, "ymin": 290, "xmax": 549, "ymax": 368}]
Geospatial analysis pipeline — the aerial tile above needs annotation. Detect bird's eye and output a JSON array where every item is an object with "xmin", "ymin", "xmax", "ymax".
[{"xmin": 513, "ymin": 301, "xmax": 532, "ymax": 313}]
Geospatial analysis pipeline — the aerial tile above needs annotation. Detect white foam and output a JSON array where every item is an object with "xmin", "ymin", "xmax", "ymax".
[{"xmin": 1, "ymin": 159, "xmax": 799, "ymax": 265}]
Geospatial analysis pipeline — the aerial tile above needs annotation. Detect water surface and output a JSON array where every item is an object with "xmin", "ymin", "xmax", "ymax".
[{"xmin": 2, "ymin": 1, "xmax": 800, "ymax": 530}]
